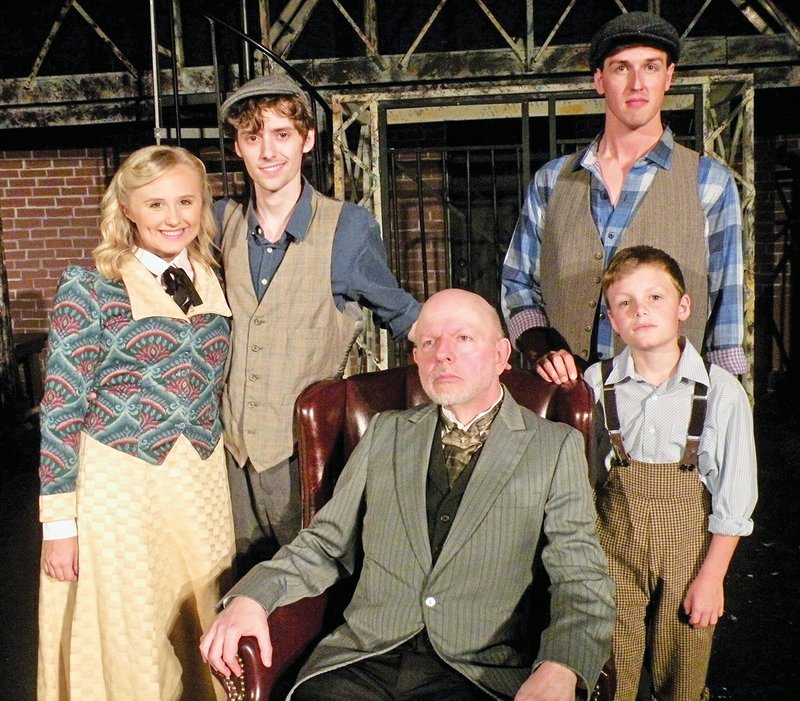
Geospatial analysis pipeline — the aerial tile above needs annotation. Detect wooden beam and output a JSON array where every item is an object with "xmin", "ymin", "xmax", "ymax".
[{"xmin": 1, "ymin": 34, "xmax": 798, "ymax": 130}]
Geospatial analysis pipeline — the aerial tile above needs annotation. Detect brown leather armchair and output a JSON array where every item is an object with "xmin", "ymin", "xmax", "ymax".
[{"xmin": 214, "ymin": 365, "xmax": 614, "ymax": 701}]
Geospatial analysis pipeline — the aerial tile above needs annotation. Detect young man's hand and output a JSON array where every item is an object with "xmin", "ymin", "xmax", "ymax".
[{"xmin": 535, "ymin": 350, "xmax": 580, "ymax": 384}]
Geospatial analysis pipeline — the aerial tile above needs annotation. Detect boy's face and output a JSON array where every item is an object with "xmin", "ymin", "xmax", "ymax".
[
  {"xmin": 605, "ymin": 264, "xmax": 690, "ymax": 354},
  {"xmin": 233, "ymin": 107, "xmax": 315, "ymax": 199},
  {"xmin": 593, "ymin": 45, "xmax": 674, "ymax": 132}
]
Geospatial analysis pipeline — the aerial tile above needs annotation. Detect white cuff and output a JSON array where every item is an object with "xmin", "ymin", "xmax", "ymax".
[{"xmin": 42, "ymin": 519, "xmax": 78, "ymax": 540}]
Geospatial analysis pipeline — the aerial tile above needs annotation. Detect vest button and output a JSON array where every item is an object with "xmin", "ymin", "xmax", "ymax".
[
  {"xmin": 251, "ymin": 344, "xmax": 261, "ymax": 352},
  {"xmin": 588, "ymin": 300, "xmax": 596, "ymax": 308},
  {"xmin": 584, "ymin": 325, "xmax": 591, "ymax": 332},
  {"xmin": 594, "ymin": 252, "xmax": 603, "ymax": 260},
  {"xmin": 581, "ymin": 349, "xmax": 589, "ymax": 358},
  {"xmin": 253, "ymin": 318, "xmax": 264, "ymax": 325},
  {"xmin": 424, "ymin": 596, "xmax": 437, "ymax": 608},
  {"xmin": 248, "ymin": 374, "xmax": 259, "ymax": 381},
  {"xmin": 594, "ymin": 276, "xmax": 601, "ymax": 284}
]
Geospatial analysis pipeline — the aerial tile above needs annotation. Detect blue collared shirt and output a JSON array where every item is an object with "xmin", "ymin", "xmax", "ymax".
[
  {"xmin": 214, "ymin": 179, "xmax": 419, "ymax": 339},
  {"xmin": 501, "ymin": 128, "xmax": 746, "ymax": 374},
  {"xmin": 585, "ymin": 339, "xmax": 757, "ymax": 536}
]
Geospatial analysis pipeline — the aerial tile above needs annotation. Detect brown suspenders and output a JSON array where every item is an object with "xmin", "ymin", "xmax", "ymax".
[{"xmin": 600, "ymin": 359, "xmax": 710, "ymax": 472}]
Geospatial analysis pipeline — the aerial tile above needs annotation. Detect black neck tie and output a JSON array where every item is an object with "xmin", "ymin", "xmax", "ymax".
[{"xmin": 161, "ymin": 266, "xmax": 202, "ymax": 314}]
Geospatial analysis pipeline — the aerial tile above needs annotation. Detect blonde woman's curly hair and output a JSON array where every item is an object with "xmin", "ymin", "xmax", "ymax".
[{"xmin": 94, "ymin": 145, "xmax": 218, "ymax": 280}]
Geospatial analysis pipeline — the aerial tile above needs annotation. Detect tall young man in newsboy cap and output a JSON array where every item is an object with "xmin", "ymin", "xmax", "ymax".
[
  {"xmin": 216, "ymin": 73, "xmax": 419, "ymax": 576},
  {"xmin": 502, "ymin": 11, "xmax": 746, "ymax": 384}
]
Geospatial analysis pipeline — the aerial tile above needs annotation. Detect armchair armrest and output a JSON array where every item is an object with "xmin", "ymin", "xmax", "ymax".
[
  {"xmin": 212, "ymin": 594, "xmax": 328, "ymax": 701},
  {"xmin": 592, "ymin": 657, "xmax": 616, "ymax": 701}
]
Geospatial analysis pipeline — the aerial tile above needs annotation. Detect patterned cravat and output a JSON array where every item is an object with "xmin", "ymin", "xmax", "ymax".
[
  {"xmin": 440, "ymin": 402, "xmax": 501, "ymax": 487},
  {"xmin": 162, "ymin": 266, "xmax": 202, "ymax": 313}
]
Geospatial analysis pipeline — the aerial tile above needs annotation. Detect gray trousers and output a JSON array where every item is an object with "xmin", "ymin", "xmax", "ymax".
[{"xmin": 226, "ymin": 450, "xmax": 301, "ymax": 578}]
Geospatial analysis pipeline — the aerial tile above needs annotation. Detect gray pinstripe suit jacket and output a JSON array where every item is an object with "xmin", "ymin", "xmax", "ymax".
[{"xmin": 228, "ymin": 393, "xmax": 615, "ymax": 699}]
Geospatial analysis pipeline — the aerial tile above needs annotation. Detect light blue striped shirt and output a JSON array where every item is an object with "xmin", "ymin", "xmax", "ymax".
[
  {"xmin": 585, "ymin": 339, "xmax": 757, "ymax": 537},
  {"xmin": 501, "ymin": 128, "xmax": 746, "ymax": 375}
]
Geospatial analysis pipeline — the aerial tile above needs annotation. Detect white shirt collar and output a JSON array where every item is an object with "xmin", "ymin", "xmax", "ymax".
[
  {"xmin": 133, "ymin": 247, "xmax": 194, "ymax": 281},
  {"xmin": 441, "ymin": 386, "xmax": 504, "ymax": 431}
]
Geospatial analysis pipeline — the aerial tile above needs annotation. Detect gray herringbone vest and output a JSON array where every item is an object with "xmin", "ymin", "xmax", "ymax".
[
  {"xmin": 541, "ymin": 142, "xmax": 707, "ymax": 361},
  {"xmin": 220, "ymin": 192, "xmax": 361, "ymax": 471}
]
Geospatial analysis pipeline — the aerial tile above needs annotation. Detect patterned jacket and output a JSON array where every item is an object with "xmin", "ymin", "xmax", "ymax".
[{"xmin": 39, "ymin": 256, "xmax": 231, "ymax": 521}]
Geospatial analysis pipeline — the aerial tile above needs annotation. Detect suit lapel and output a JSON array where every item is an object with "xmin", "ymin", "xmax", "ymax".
[
  {"xmin": 432, "ymin": 393, "xmax": 536, "ymax": 572},
  {"xmin": 394, "ymin": 404, "xmax": 437, "ymax": 572}
]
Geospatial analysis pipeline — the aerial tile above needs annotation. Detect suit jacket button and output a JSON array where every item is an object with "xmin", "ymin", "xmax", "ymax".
[{"xmin": 424, "ymin": 596, "xmax": 436, "ymax": 608}]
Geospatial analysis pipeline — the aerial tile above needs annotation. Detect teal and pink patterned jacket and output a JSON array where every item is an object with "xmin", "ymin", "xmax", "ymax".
[{"xmin": 39, "ymin": 257, "xmax": 232, "ymax": 504}]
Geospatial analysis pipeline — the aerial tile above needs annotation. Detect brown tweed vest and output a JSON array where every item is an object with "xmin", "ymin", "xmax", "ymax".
[
  {"xmin": 220, "ymin": 191, "xmax": 362, "ymax": 472},
  {"xmin": 540, "ymin": 142, "xmax": 707, "ymax": 361}
]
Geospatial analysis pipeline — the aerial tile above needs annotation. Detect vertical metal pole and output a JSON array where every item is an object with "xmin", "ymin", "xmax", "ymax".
[
  {"xmin": 465, "ymin": 148, "xmax": 473, "ymax": 290},
  {"xmin": 694, "ymin": 88, "xmax": 704, "ymax": 153},
  {"xmin": 741, "ymin": 80, "xmax": 756, "ymax": 400},
  {"xmin": 240, "ymin": 0, "xmax": 253, "ymax": 82},
  {"xmin": 490, "ymin": 147, "xmax": 500, "ymax": 297},
  {"xmin": 365, "ymin": 0, "xmax": 378, "ymax": 48},
  {"xmin": 521, "ymin": 100, "xmax": 531, "ymax": 187},
  {"xmin": 442, "ymin": 149, "xmax": 453, "ymax": 288},
  {"xmin": 525, "ymin": 0, "xmax": 535, "ymax": 71},
  {"xmin": 168, "ymin": 0, "xmax": 182, "ymax": 145},
  {"xmin": 149, "ymin": 0, "xmax": 164, "ymax": 144},
  {"xmin": 171, "ymin": 0, "xmax": 185, "ymax": 72},
  {"xmin": 209, "ymin": 17, "xmax": 229, "ymax": 198},
  {"xmin": 415, "ymin": 151, "xmax": 430, "ymax": 299},
  {"xmin": 0, "ymin": 217, "xmax": 21, "ymax": 447}
]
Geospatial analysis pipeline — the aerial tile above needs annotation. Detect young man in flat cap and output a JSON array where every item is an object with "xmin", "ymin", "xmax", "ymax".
[
  {"xmin": 216, "ymin": 73, "xmax": 419, "ymax": 575},
  {"xmin": 501, "ymin": 11, "xmax": 746, "ymax": 384}
]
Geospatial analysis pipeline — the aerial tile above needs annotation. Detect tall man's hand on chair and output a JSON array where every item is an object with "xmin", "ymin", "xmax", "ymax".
[
  {"xmin": 535, "ymin": 350, "xmax": 580, "ymax": 385},
  {"xmin": 200, "ymin": 595, "xmax": 272, "ymax": 677}
]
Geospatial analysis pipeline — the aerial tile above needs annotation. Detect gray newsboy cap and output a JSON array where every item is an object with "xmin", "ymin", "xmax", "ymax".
[
  {"xmin": 219, "ymin": 73, "xmax": 312, "ymax": 122},
  {"xmin": 589, "ymin": 11, "xmax": 681, "ymax": 71}
]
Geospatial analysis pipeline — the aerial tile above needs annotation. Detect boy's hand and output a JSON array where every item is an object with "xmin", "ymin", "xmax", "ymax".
[
  {"xmin": 683, "ymin": 571, "xmax": 725, "ymax": 628},
  {"xmin": 535, "ymin": 350, "xmax": 579, "ymax": 384},
  {"xmin": 683, "ymin": 533, "xmax": 739, "ymax": 628}
]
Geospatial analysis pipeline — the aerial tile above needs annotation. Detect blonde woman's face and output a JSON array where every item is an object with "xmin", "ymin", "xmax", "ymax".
[{"xmin": 123, "ymin": 163, "xmax": 203, "ymax": 260}]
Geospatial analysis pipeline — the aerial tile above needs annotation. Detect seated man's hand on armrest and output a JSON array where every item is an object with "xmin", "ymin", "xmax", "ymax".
[
  {"xmin": 515, "ymin": 661, "xmax": 578, "ymax": 701},
  {"xmin": 200, "ymin": 596, "xmax": 272, "ymax": 678}
]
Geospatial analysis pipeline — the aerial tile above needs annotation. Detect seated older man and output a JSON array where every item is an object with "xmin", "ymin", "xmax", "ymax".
[{"xmin": 201, "ymin": 289, "xmax": 614, "ymax": 701}]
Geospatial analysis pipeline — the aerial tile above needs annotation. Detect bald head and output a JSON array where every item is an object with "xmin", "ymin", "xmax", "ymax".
[
  {"xmin": 413, "ymin": 289, "xmax": 511, "ymax": 423},
  {"xmin": 417, "ymin": 289, "xmax": 506, "ymax": 340}
]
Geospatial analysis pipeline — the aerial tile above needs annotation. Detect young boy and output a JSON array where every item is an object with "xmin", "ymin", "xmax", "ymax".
[
  {"xmin": 215, "ymin": 73, "xmax": 419, "ymax": 575},
  {"xmin": 583, "ymin": 245, "xmax": 757, "ymax": 701}
]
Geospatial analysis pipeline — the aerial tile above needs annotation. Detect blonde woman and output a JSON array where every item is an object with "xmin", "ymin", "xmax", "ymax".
[{"xmin": 37, "ymin": 145, "xmax": 234, "ymax": 701}]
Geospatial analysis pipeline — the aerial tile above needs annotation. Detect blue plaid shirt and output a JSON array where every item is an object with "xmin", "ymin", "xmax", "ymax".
[{"xmin": 501, "ymin": 128, "xmax": 746, "ymax": 375}]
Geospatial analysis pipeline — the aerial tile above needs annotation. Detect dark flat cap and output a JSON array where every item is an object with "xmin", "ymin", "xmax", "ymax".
[
  {"xmin": 589, "ymin": 11, "xmax": 680, "ymax": 71},
  {"xmin": 220, "ymin": 73, "xmax": 312, "ymax": 122}
]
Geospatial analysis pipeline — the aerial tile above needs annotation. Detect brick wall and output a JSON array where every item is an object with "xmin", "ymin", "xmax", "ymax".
[
  {"xmin": 390, "ymin": 151, "xmax": 448, "ymax": 301},
  {"xmin": 0, "ymin": 149, "xmax": 109, "ymax": 334},
  {"xmin": 1, "ymin": 139, "xmax": 797, "ymax": 391}
]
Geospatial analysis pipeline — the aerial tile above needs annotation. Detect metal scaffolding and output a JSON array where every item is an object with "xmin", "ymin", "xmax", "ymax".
[{"xmin": 0, "ymin": 1, "xmax": 796, "ymax": 394}]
